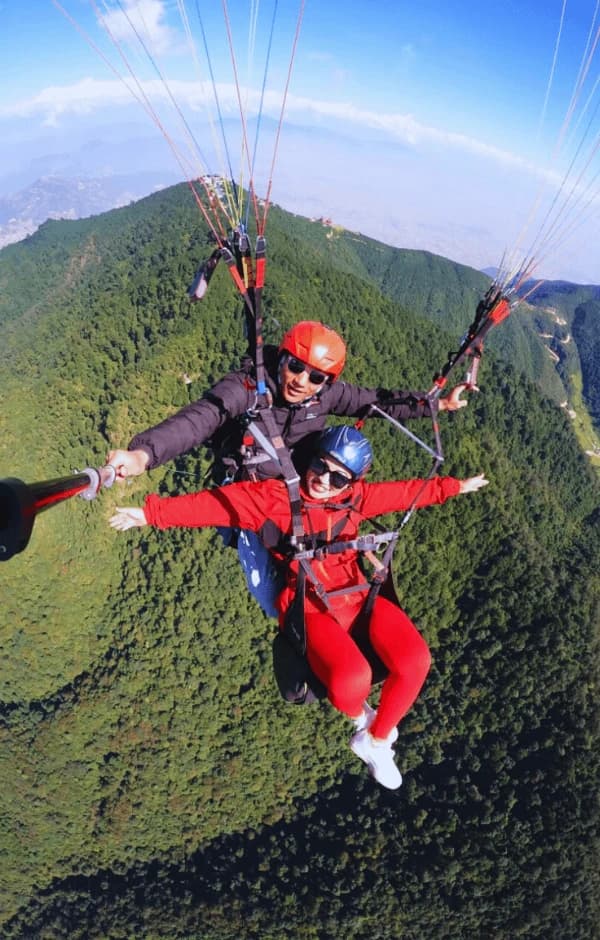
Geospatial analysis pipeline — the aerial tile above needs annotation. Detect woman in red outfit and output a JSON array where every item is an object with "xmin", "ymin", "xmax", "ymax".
[{"xmin": 110, "ymin": 427, "xmax": 488, "ymax": 789}]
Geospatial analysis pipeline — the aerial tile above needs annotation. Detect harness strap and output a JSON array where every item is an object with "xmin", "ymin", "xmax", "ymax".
[
  {"xmin": 298, "ymin": 529, "xmax": 399, "ymax": 607},
  {"xmin": 361, "ymin": 531, "xmax": 400, "ymax": 622},
  {"xmin": 220, "ymin": 231, "xmax": 305, "ymax": 541},
  {"xmin": 297, "ymin": 557, "xmax": 329, "ymax": 603},
  {"xmin": 247, "ymin": 235, "xmax": 306, "ymax": 543},
  {"xmin": 291, "ymin": 504, "xmax": 359, "ymax": 605},
  {"xmin": 258, "ymin": 410, "xmax": 305, "ymax": 543},
  {"xmin": 245, "ymin": 419, "xmax": 281, "ymax": 464},
  {"xmin": 323, "ymin": 583, "xmax": 371, "ymax": 599},
  {"xmin": 282, "ymin": 503, "xmax": 358, "ymax": 653},
  {"xmin": 292, "ymin": 530, "xmax": 398, "ymax": 561}
]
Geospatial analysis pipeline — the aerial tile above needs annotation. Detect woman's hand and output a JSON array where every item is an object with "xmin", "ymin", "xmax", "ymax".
[
  {"xmin": 459, "ymin": 474, "xmax": 489, "ymax": 494},
  {"xmin": 109, "ymin": 507, "xmax": 148, "ymax": 530}
]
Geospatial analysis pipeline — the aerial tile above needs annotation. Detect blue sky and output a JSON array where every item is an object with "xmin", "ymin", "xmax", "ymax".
[{"xmin": 1, "ymin": 0, "xmax": 599, "ymax": 283}]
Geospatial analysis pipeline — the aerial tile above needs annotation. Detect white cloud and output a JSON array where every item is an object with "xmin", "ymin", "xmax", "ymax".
[
  {"xmin": 0, "ymin": 75, "xmax": 563, "ymax": 188},
  {"xmin": 98, "ymin": 0, "xmax": 176, "ymax": 56},
  {"xmin": 0, "ymin": 77, "xmax": 237, "ymax": 123},
  {"xmin": 0, "ymin": 72, "xmax": 596, "ymax": 282},
  {"xmin": 281, "ymin": 93, "xmax": 538, "ymax": 173}
]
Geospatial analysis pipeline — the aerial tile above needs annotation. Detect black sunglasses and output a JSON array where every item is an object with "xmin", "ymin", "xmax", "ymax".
[
  {"xmin": 309, "ymin": 455, "xmax": 353, "ymax": 489},
  {"xmin": 286, "ymin": 355, "xmax": 329, "ymax": 385}
]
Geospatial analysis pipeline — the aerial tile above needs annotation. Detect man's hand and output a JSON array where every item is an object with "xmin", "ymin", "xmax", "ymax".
[
  {"xmin": 106, "ymin": 449, "xmax": 150, "ymax": 480},
  {"xmin": 438, "ymin": 383, "xmax": 470, "ymax": 412}
]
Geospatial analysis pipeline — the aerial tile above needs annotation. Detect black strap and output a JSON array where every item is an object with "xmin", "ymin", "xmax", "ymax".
[
  {"xmin": 227, "ymin": 232, "xmax": 305, "ymax": 544},
  {"xmin": 257, "ymin": 409, "xmax": 305, "ymax": 544},
  {"xmin": 361, "ymin": 531, "xmax": 399, "ymax": 622}
]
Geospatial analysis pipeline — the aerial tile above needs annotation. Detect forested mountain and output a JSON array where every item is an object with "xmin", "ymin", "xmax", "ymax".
[
  {"xmin": 268, "ymin": 212, "xmax": 600, "ymax": 463},
  {"xmin": 524, "ymin": 282, "xmax": 600, "ymax": 424},
  {"xmin": 1, "ymin": 184, "xmax": 599, "ymax": 939},
  {"xmin": 281, "ymin": 215, "xmax": 600, "ymax": 414}
]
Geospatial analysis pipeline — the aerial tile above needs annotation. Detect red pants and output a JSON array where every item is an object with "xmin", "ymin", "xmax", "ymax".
[{"xmin": 304, "ymin": 596, "xmax": 431, "ymax": 740}]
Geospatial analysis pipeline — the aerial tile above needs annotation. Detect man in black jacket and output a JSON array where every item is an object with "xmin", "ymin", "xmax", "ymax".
[
  {"xmin": 107, "ymin": 321, "xmax": 467, "ymax": 616},
  {"xmin": 108, "ymin": 320, "xmax": 466, "ymax": 480}
]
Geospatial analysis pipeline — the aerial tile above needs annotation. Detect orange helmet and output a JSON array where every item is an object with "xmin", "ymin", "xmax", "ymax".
[{"xmin": 279, "ymin": 321, "xmax": 346, "ymax": 380}]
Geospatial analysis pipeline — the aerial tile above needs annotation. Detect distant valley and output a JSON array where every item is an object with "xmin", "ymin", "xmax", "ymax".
[{"xmin": 0, "ymin": 173, "xmax": 175, "ymax": 249}]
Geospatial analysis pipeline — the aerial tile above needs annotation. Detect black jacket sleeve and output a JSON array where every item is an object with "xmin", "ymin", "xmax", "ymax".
[
  {"xmin": 320, "ymin": 381, "xmax": 436, "ymax": 421},
  {"xmin": 128, "ymin": 371, "xmax": 252, "ymax": 469}
]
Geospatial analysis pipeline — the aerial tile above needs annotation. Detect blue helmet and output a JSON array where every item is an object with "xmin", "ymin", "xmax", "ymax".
[{"xmin": 317, "ymin": 426, "xmax": 373, "ymax": 478}]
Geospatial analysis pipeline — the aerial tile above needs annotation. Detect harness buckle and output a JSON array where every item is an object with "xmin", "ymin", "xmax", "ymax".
[{"xmin": 359, "ymin": 533, "xmax": 378, "ymax": 550}]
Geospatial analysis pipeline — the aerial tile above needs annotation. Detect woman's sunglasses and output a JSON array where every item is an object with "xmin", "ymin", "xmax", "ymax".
[
  {"xmin": 309, "ymin": 455, "xmax": 353, "ymax": 489},
  {"xmin": 286, "ymin": 355, "xmax": 329, "ymax": 385}
]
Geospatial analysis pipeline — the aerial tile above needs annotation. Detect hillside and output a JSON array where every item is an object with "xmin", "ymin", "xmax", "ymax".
[
  {"xmin": 261, "ymin": 212, "xmax": 574, "ymax": 405},
  {"xmin": 525, "ymin": 283, "xmax": 600, "ymax": 413},
  {"xmin": 1, "ymin": 184, "xmax": 599, "ymax": 939},
  {"xmin": 270, "ymin": 213, "xmax": 600, "ymax": 462}
]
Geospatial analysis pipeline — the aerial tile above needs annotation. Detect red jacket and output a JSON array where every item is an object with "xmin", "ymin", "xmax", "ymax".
[{"xmin": 144, "ymin": 476, "xmax": 461, "ymax": 620}]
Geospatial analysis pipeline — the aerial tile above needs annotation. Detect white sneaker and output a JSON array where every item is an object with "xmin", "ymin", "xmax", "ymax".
[
  {"xmin": 352, "ymin": 701, "xmax": 376, "ymax": 733},
  {"xmin": 350, "ymin": 729, "xmax": 403, "ymax": 790},
  {"xmin": 352, "ymin": 702, "xmax": 398, "ymax": 744}
]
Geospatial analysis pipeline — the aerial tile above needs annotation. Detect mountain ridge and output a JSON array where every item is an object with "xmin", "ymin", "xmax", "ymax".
[{"xmin": 0, "ymin": 173, "xmax": 177, "ymax": 250}]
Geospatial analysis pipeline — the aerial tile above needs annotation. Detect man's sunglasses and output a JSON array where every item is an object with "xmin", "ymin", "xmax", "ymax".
[
  {"xmin": 286, "ymin": 355, "xmax": 329, "ymax": 385},
  {"xmin": 309, "ymin": 455, "xmax": 353, "ymax": 489}
]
